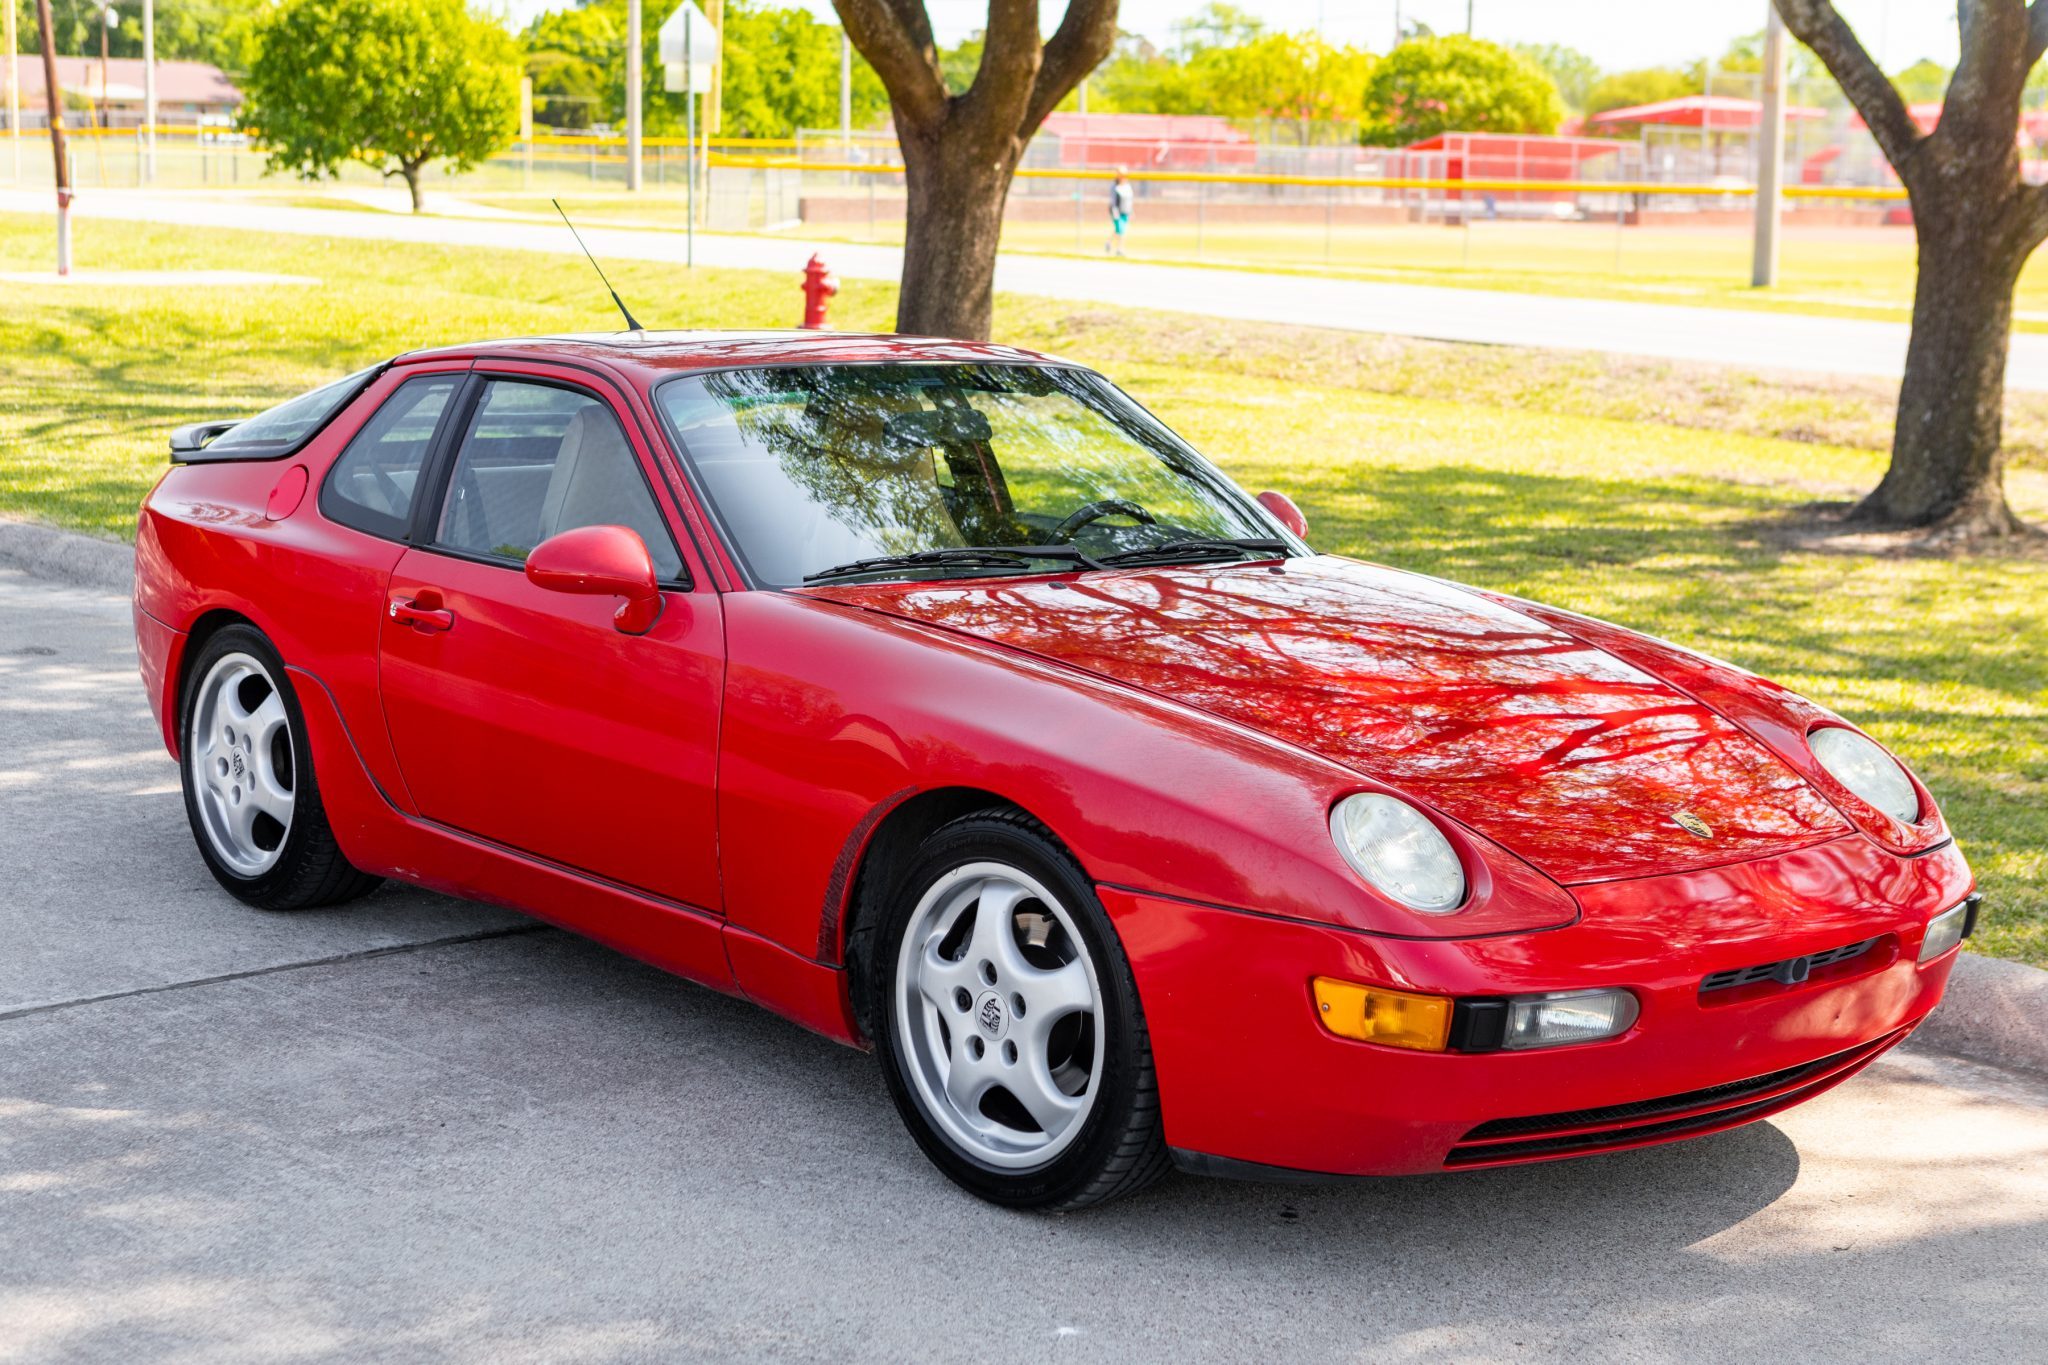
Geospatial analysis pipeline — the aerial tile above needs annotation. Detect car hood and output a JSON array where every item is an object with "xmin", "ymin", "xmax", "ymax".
[{"xmin": 810, "ymin": 556, "xmax": 1848, "ymax": 884}]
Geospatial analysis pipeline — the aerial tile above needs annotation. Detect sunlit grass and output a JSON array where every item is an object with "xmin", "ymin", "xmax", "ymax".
[{"xmin": 1, "ymin": 210, "xmax": 2041, "ymax": 967}]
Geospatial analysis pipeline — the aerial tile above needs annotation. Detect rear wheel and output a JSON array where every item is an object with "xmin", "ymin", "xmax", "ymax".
[
  {"xmin": 179, "ymin": 625, "xmax": 381, "ymax": 911},
  {"xmin": 869, "ymin": 811, "xmax": 1169, "ymax": 1210}
]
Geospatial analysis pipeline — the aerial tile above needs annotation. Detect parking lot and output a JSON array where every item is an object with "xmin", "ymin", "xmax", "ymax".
[{"xmin": 4, "ymin": 562, "xmax": 2046, "ymax": 1363}]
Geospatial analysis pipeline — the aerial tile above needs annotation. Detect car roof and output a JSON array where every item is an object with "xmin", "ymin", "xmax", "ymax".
[{"xmin": 395, "ymin": 330, "xmax": 1075, "ymax": 380}]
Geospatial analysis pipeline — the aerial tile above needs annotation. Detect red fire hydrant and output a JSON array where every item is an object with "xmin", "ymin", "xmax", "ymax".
[{"xmin": 800, "ymin": 253, "xmax": 838, "ymax": 330}]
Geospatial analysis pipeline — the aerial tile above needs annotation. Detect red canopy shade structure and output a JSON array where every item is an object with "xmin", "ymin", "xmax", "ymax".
[
  {"xmin": 1847, "ymin": 101, "xmax": 1944, "ymax": 134},
  {"xmin": 1589, "ymin": 95, "xmax": 1826, "ymax": 129}
]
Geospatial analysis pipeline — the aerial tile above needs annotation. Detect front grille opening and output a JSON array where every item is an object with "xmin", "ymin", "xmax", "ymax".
[{"xmin": 1699, "ymin": 935, "xmax": 1889, "ymax": 1001}]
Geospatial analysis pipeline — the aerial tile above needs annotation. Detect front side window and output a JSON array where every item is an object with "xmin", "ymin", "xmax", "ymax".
[
  {"xmin": 654, "ymin": 363, "xmax": 1282, "ymax": 587},
  {"xmin": 434, "ymin": 379, "xmax": 684, "ymax": 581},
  {"xmin": 320, "ymin": 374, "xmax": 459, "ymax": 540}
]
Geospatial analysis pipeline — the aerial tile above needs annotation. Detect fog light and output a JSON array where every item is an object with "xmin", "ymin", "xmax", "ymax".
[
  {"xmin": 1501, "ymin": 989, "xmax": 1639, "ymax": 1050},
  {"xmin": 1312, "ymin": 978, "xmax": 1452, "ymax": 1051},
  {"xmin": 1918, "ymin": 900, "xmax": 1972, "ymax": 963}
]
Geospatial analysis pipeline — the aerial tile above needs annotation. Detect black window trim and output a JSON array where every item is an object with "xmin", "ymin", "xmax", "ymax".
[
  {"xmin": 315, "ymin": 369, "xmax": 474, "ymax": 544},
  {"xmin": 644, "ymin": 358, "xmax": 1296, "ymax": 592},
  {"xmin": 412, "ymin": 370, "xmax": 694, "ymax": 592}
]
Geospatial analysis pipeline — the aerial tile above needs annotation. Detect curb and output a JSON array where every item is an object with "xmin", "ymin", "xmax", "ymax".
[
  {"xmin": 1, "ymin": 520, "xmax": 2043, "ymax": 1074},
  {"xmin": 0, "ymin": 517, "xmax": 134, "ymax": 593},
  {"xmin": 1913, "ymin": 951, "xmax": 2048, "ymax": 1076}
]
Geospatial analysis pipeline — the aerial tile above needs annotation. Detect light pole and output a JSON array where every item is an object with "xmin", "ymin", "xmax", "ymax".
[
  {"xmin": 1751, "ymin": 3, "xmax": 1787, "ymax": 287},
  {"xmin": 142, "ymin": 0, "xmax": 155, "ymax": 182},
  {"xmin": 625, "ymin": 0, "xmax": 642, "ymax": 191},
  {"xmin": 840, "ymin": 29, "xmax": 851, "ymax": 152},
  {"xmin": 5, "ymin": 0, "xmax": 19, "ymax": 184}
]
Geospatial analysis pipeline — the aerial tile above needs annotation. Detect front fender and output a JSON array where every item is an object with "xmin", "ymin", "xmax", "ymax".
[{"xmin": 716, "ymin": 591, "xmax": 1578, "ymax": 963}]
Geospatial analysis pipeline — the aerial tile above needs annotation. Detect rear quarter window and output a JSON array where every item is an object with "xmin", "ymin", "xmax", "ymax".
[{"xmin": 200, "ymin": 365, "xmax": 382, "ymax": 458}]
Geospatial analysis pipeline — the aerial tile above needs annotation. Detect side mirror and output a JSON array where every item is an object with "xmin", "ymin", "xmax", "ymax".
[
  {"xmin": 526, "ymin": 524, "xmax": 663, "ymax": 635},
  {"xmin": 1256, "ymin": 490, "xmax": 1309, "ymax": 540}
]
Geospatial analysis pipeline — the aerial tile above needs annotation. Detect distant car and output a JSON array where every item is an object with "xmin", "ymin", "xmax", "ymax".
[{"xmin": 133, "ymin": 332, "xmax": 1978, "ymax": 1209}]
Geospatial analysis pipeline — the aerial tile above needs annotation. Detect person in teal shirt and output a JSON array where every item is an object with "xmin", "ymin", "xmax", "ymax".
[{"xmin": 1105, "ymin": 169, "xmax": 1133, "ymax": 256}]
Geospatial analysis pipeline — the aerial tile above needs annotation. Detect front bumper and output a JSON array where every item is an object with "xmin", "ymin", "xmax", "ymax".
[{"xmin": 1103, "ymin": 834, "xmax": 1973, "ymax": 1177}]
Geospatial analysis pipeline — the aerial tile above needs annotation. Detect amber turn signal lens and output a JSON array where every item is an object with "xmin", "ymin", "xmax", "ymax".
[{"xmin": 1312, "ymin": 977, "xmax": 1453, "ymax": 1051}]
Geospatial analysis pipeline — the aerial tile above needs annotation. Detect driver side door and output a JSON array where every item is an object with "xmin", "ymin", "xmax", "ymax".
[{"xmin": 377, "ymin": 369, "xmax": 725, "ymax": 913}]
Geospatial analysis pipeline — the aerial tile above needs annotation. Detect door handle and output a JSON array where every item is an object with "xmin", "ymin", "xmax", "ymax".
[{"xmin": 389, "ymin": 590, "xmax": 454, "ymax": 633}]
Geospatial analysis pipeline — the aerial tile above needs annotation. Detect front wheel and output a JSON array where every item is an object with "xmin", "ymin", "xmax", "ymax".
[
  {"xmin": 869, "ymin": 811, "xmax": 1170, "ymax": 1210},
  {"xmin": 178, "ymin": 624, "xmax": 381, "ymax": 911}
]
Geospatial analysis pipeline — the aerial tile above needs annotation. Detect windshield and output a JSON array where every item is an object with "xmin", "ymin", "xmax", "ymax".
[{"xmin": 653, "ymin": 363, "xmax": 1287, "ymax": 587}]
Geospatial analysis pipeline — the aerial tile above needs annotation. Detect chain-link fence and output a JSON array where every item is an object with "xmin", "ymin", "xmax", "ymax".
[{"xmin": 6, "ymin": 102, "xmax": 1990, "ymax": 287}]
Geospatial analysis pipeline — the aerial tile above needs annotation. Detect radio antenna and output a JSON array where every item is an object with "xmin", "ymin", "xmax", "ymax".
[{"xmin": 553, "ymin": 199, "xmax": 645, "ymax": 333}]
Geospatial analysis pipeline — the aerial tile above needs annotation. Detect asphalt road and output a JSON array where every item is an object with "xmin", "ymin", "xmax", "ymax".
[
  {"xmin": 3, "ymin": 563, "xmax": 2046, "ymax": 1363},
  {"xmin": 10, "ymin": 187, "xmax": 2048, "ymax": 392}
]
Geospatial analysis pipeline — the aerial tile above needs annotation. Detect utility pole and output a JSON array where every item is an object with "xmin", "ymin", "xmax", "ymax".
[
  {"xmin": 1392, "ymin": 1, "xmax": 1401, "ymax": 48},
  {"xmin": 1466, "ymin": 1, "xmax": 1474, "ymax": 35},
  {"xmin": 519, "ymin": 75, "xmax": 533, "ymax": 189},
  {"xmin": 6, "ymin": 0, "xmax": 19, "ymax": 184},
  {"xmin": 1751, "ymin": 2, "xmax": 1786, "ymax": 287},
  {"xmin": 98, "ymin": 5, "xmax": 111, "ymax": 136},
  {"xmin": 705, "ymin": 0, "xmax": 722, "ymax": 139},
  {"xmin": 625, "ymin": 0, "xmax": 642, "ymax": 191},
  {"xmin": 684, "ymin": 9, "xmax": 694, "ymax": 265},
  {"xmin": 34, "ymin": 0, "xmax": 70, "ymax": 273},
  {"xmin": 142, "ymin": 0, "xmax": 155, "ymax": 182},
  {"xmin": 839, "ymin": 30, "xmax": 851, "ymax": 150}
]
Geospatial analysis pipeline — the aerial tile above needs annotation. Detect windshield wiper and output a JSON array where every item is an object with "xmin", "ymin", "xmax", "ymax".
[
  {"xmin": 803, "ymin": 544, "xmax": 1105, "ymax": 584},
  {"xmin": 1097, "ymin": 537, "xmax": 1291, "ymax": 567}
]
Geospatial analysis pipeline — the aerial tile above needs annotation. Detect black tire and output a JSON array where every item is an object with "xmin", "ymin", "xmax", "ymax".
[
  {"xmin": 866, "ymin": 809, "xmax": 1170, "ymax": 1211},
  {"xmin": 177, "ymin": 624, "xmax": 382, "ymax": 911}
]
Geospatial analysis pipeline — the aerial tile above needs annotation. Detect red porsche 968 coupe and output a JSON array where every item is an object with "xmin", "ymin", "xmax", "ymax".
[{"xmin": 133, "ymin": 332, "xmax": 1978, "ymax": 1209}]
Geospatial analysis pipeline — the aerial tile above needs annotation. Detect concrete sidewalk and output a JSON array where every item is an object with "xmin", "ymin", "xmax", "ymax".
[{"xmin": 10, "ymin": 187, "xmax": 2048, "ymax": 391}]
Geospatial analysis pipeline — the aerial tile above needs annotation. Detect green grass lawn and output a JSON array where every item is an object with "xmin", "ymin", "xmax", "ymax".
[{"xmin": 2, "ymin": 209, "xmax": 2042, "ymax": 968}]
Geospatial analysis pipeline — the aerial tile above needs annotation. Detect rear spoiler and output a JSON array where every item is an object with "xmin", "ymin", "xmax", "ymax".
[{"xmin": 169, "ymin": 421, "xmax": 242, "ymax": 458}]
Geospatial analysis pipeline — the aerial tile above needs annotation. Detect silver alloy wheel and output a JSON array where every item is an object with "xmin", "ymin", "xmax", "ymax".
[
  {"xmin": 894, "ymin": 861, "xmax": 1105, "ymax": 1170},
  {"xmin": 189, "ymin": 652, "xmax": 295, "ymax": 877}
]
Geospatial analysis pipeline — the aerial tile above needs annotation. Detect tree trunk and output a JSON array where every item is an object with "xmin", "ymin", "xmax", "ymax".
[
  {"xmin": 402, "ymin": 162, "xmax": 426, "ymax": 214},
  {"xmin": 1859, "ymin": 205, "xmax": 2025, "ymax": 535},
  {"xmin": 894, "ymin": 125, "xmax": 1017, "ymax": 340}
]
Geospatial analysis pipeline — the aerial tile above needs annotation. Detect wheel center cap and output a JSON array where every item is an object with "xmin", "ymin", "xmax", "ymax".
[
  {"xmin": 231, "ymin": 750, "xmax": 246, "ymax": 780},
  {"xmin": 974, "ymin": 990, "xmax": 1007, "ymax": 1041}
]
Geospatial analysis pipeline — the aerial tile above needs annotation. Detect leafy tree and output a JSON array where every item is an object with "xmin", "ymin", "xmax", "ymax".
[
  {"xmin": 939, "ymin": 31, "xmax": 985, "ymax": 95},
  {"xmin": 521, "ymin": 0, "xmax": 887, "ymax": 136},
  {"xmin": 240, "ymin": 0, "xmax": 520, "ymax": 212},
  {"xmin": 1774, "ymin": 0, "xmax": 2042, "ymax": 537},
  {"xmin": 1084, "ymin": 26, "xmax": 1372, "ymax": 132},
  {"xmin": 1511, "ymin": 42, "xmax": 1601, "ymax": 112},
  {"xmin": 1890, "ymin": 57, "xmax": 1952, "ymax": 103},
  {"xmin": 832, "ymin": 0, "xmax": 1120, "ymax": 340},
  {"xmin": 524, "ymin": 1, "xmax": 624, "ymax": 128},
  {"xmin": 10, "ymin": 0, "xmax": 263, "ymax": 73},
  {"xmin": 720, "ymin": 0, "xmax": 887, "ymax": 135},
  {"xmin": 1360, "ymin": 35, "xmax": 1564, "ymax": 146},
  {"xmin": 1585, "ymin": 66, "xmax": 1697, "ymax": 118},
  {"xmin": 1169, "ymin": 3, "xmax": 1264, "ymax": 54}
]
